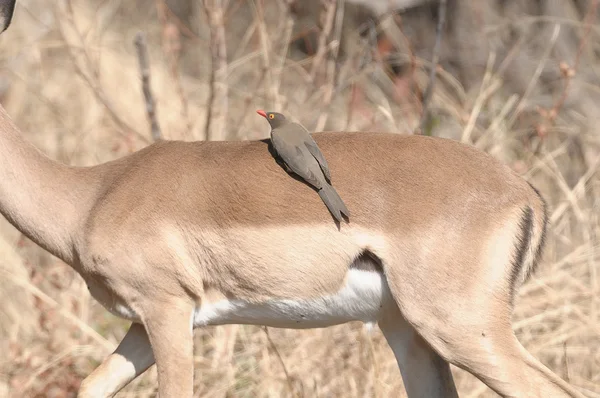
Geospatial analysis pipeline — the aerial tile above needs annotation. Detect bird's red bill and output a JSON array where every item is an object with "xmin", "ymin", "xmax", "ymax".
[{"xmin": 256, "ymin": 110, "xmax": 267, "ymax": 118}]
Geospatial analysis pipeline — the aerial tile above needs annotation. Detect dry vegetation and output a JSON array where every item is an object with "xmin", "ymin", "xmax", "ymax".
[{"xmin": 0, "ymin": 0, "xmax": 599, "ymax": 397}]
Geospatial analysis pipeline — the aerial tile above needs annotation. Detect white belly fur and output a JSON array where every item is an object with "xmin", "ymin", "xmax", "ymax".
[{"xmin": 194, "ymin": 269, "xmax": 393, "ymax": 329}]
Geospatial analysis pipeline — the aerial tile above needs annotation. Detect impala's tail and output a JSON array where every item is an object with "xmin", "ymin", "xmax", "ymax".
[
  {"xmin": 318, "ymin": 184, "xmax": 350, "ymax": 222},
  {"xmin": 0, "ymin": 0, "xmax": 16, "ymax": 33},
  {"xmin": 506, "ymin": 182, "xmax": 549, "ymax": 305},
  {"xmin": 529, "ymin": 184, "xmax": 549, "ymax": 279}
]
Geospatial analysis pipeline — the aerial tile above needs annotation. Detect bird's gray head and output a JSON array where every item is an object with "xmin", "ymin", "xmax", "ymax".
[
  {"xmin": 257, "ymin": 110, "xmax": 287, "ymax": 129},
  {"xmin": 0, "ymin": 0, "xmax": 15, "ymax": 34}
]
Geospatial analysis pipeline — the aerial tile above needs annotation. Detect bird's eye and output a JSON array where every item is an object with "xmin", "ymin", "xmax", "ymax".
[{"xmin": 269, "ymin": 114, "xmax": 274, "ymax": 119}]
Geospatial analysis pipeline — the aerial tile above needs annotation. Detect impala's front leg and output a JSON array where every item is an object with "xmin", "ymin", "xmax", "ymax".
[
  {"xmin": 78, "ymin": 323, "xmax": 155, "ymax": 398},
  {"xmin": 143, "ymin": 299, "xmax": 196, "ymax": 398}
]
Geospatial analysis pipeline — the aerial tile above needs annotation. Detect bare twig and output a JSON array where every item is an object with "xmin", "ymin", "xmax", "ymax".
[
  {"xmin": 252, "ymin": 0, "xmax": 277, "ymax": 107},
  {"xmin": 59, "ymin": 0, "xmax": 150, "ymax": 146},
  {"xmin": 309, "ymin": 0, "xmax": 337, "ymax": 83},
  {"xmin": 262, "ymin": 326, "xmax": 297, "ymax": 398},
  {"xmin": 461, "ymin": 52, "xmax": 501, "ymax": 143},
  {"xmin": 507, "ymin": 24, "xmax": 561, "ymax": 130},
  {"xmin": 548, "ymin": 0, "xmax": 598, "ymax": 122},
  {"xmin": 361, "ymin": 324, "xmax": 382, "ymax": 398},
  {"xmin": 484, "ymin": 14, "xmax": 600, "ymax": 36},
  {"xmin": 234, "ymin": 1, "xmax": 293, "ymax": 139},
  {"xmin": 203, "ymin": 0, "xmax": 229, "ymax": 141},
  {"xmin": 270, "ymin": 0, "xmax": 295, "ymax": 111},
  {"xmin": 379, "ymin": 13, "xmax": 422, "ymax": 113},
  {"xmin": 1, "ymin": 268, "xmax": 115, "ymax": 353},
  {"xmin": 415, "ymin": 0, "xmax": 447, "ymax": 135},
  {"xmin": 134, "ymin": 32, "xmax": 162, "ymax": 142},
  {"xmin": 155, "ymin": 0, "xmax": 202, "ymax": 41},
  {"xmin": 156, "ymin": 0, "xmax": 192, "ymax": 139},
  {"xmin": 563, "ymin": 341, "xmax": 572, "ymax": 384},
  {"xmin": 313, "ymin": 0, "xmax": 344, "ymax": 131}
]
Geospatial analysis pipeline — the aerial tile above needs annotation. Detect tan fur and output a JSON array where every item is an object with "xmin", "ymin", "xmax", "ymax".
[{"xmin": 0, "ymin": 101, "xmax": 585, "ymax": 397}]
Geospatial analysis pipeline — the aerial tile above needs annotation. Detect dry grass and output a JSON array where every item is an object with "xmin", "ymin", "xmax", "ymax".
[{"xmin": 0, "ymin": 0, "xmax": 599, "ymax": 397}]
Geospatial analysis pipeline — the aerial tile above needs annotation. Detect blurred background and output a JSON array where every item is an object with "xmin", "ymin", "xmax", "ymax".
[{"xmin": 0, "ymin": 0, "xmax": 599, "ymax": 396}]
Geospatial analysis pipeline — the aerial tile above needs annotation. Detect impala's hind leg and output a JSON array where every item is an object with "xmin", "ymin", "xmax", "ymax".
[
  {"xmin": 78, "ymin": 323, "xmax": 155, "ymax": 398},
  {"xmin": 408, "ymin": 312, "xmax": 585, "ymax": 398},
  {"xmin": 378, "ymin": 307, "xmax": 458, "ymax": 398},
  {"xmin": 385, "ymin": 269, "xmax": 584, "ymax": 396},
  {"xmin": 382, "ymin": 219, "xmax": 584, "ymax": 398}
]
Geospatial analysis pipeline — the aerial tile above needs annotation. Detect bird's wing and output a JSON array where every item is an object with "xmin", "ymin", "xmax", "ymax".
[
  {"xmin": 271, "ymin": 131, "xmax": 323, "ymax": 189},
  {"xmin": 301, "ymin": 130, "xmax": 332, "ymax": 182}
]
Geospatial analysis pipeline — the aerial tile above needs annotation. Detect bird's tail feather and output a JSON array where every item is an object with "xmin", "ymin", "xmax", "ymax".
[{"xmin": 318, "ymin": 184, "xmax": 350, "ymax": 222}]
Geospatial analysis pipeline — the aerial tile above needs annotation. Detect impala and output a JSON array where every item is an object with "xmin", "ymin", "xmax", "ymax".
[{"xmin": 0, "ymin": 1, "xmax": 586, "ymax": 397}]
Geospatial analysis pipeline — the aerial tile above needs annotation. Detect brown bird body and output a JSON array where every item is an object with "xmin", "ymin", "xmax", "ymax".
[{"xmin": 257, "ymin": 110, "xmax": 350, "ymax": 222}]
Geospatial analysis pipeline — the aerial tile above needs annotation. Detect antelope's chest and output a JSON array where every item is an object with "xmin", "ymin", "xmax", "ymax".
[{"xmin": 85, "ymin": 279, "xmax": 142, "ymax": 322}]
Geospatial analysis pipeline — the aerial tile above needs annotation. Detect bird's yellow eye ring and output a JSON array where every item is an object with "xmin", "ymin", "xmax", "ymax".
[{"xmin": 269, "ymin": 114, "xmax": 274, "ymax": 119}]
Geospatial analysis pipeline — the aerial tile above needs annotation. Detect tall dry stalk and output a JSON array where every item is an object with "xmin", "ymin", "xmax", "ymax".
[
  {"xmin": 134, "ymin": 32, "xmax": 162, "ymax": 142},
  {"xmin": 253, "ymin": 0, "xmax": 278, "ymax": 108},
  {"xmin": 156, "ymin": 0, "xmax": 193, "ymax": 139},
  {"xmin": 203, "ymin": 0, "xmax": 229, "ymax": 141},
  {"xmin": 58, "ymin": 0, "xmax": 150, "ymax": 147},
  {"xmin": 416, "ymin": 0, "xmax": 447, "ymax": 135},
  {"xmin": 309, "ymin": 0, "xmax": 337, "ymax": 83},
  {"xmin": 313, "ymin": 0, "xmax": 344, "ymax": 131}
]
